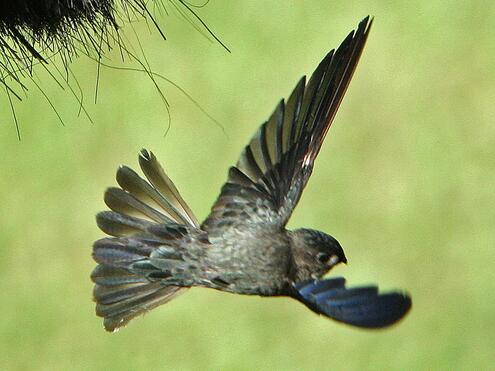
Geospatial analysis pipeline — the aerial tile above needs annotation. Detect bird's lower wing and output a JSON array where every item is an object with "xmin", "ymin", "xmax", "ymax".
[{"xmin": 292, "ymin": 277, "xmax": 411, "ymax": 328}]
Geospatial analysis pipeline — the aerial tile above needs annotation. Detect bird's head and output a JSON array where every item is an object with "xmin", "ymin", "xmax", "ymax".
[{"xmin": 289, "ymin": 228, "xmax": 347, "ymax": 282}]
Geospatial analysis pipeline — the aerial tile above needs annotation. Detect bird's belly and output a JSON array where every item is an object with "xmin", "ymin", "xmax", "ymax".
[{"xmin": 203, "ymin": 235, "xmax": 291, "ymax": 296}]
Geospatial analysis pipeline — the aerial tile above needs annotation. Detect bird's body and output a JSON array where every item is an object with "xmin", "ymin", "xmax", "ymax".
[
  {"xmin": 92, "ymin": 16, "xmax": 412, "ymax": 332},
  {"xmin": 200, "ymin": 228, "xmax": 292, "ymax": 295},
  {"xmin": 161, "ymin": 227, "xmax": 343, "ymax": 296}
]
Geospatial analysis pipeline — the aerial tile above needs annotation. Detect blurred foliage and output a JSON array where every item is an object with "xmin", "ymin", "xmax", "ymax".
[{"xmin": 0, "ymin": 1, "xmax": 494, "ymax": 370}]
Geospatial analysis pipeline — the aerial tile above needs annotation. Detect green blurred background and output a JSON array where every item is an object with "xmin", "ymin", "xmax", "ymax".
[{"xmin": 1, "ymin": 1, "xmax": 494, "ymax": 370}]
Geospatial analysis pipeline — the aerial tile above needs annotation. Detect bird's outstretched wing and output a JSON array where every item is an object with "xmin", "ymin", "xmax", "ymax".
[
  {"xmin": 202, "ymin": 17, "xmax": 372, "ymax": 232},
  {"xmin": 292, "ymin": 277, "xmax": 412, "ymax": 328}
]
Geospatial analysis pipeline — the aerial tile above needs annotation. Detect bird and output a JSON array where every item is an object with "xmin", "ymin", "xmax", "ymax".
[{"xmin": 91, "ymin": 16, "xmax": 412, "ymax": 332}]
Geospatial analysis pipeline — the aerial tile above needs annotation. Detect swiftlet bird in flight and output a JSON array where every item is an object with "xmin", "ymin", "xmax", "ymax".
[{"xmin": 92, "ymin": 16, "xmax": 412, "ymax": 332}]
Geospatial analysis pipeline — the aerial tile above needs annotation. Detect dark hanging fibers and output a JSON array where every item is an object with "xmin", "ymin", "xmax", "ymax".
[
  {"xmin": 1, "ymin": 1, "xmax": 121, "ymax": 74},
  {"xmin": 0, "ymin": 0, "xmax": 227, "ymax": 138}
]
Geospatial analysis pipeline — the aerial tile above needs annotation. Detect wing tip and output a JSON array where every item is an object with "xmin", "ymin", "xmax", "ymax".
[
  {"xmin": 342, "ymin": 289, "xmax": 412, "ymax": 329},
  {"xmin": 293, "ymin": 277, "xmax": 412, "ymax": 329},
  {"xmin": 139, "ymin": 148, "xmax": 152, "ymax": 162},
  {"xmin": 360, "ymin": 15, "xmax": 373, "ymax": 30}
]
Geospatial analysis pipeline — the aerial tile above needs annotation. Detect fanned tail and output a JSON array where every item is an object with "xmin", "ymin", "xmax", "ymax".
[{"xmin": 92, "ymin": 150, "xmax": 200, "ymax": 332}]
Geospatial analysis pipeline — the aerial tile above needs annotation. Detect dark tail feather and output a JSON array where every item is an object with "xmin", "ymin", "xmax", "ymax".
[
  {"xmin": 92, "ymin": 267, "xmax": 183, "ymax": 332},
  {"xmin": 92, "ymin": 150, "xmax": 201, "ymax": 331},
  {"xmin": 99, "ymin": 285, "xmax": 183, "ymax": 332},
  {"xmin": 91, "ymin": 241, "xmax": 191, "ymax": 331},
  {"xmin": 92, "ymin": 233, "xmax": 188, "ymax": 333},
  {"xmin": 92, "ymin": 240, "xmax": 186, "ymax": 332}
]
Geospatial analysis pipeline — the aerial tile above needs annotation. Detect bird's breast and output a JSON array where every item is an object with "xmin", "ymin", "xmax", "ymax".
[{"xmin": 203, "ymin": 228, "xmax": 292, "ymax": 295}]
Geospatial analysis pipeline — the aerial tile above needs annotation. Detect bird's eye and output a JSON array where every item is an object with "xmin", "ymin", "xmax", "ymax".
[
  {"xmin": 316, "ymin": 253, "xmax": 339, "ymax": 265},
  {"xmin": 329, "ymin": 254, "xmax": 339, "ymax": 265},
  {"xmin": 316, "ymin": 252, "xmax": 330, "ymax": 264}
]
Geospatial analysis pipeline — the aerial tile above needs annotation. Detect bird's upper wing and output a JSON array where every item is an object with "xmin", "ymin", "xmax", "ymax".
[
  {"xmin": 292, "ymin": 277, "xmax": 412, "ymax": 328},
  {"xmin": 202, "ymin": 17, "xmax": 372, "ymax": 233}
]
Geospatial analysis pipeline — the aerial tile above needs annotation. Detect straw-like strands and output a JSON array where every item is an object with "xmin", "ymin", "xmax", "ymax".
[{"xmin": 0, "ymin": 0, "xmax": 226, "ymax": 138}]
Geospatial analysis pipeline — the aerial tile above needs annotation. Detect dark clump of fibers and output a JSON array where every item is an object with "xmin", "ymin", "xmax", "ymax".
[
  {"xmin": 0, "ymin": 0, "xmax": 227, "ymax": 139},
  {"xmin": 0, "ymin": 1, "xmax": 120, "ymax": 78},
  {"xmin": 0, "ymin": 1, "xmax": 116, "ymax": 38}
]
